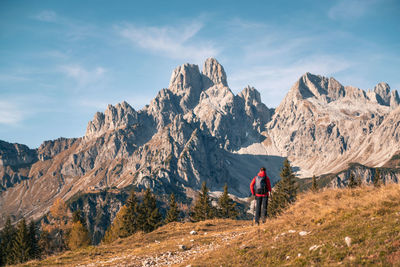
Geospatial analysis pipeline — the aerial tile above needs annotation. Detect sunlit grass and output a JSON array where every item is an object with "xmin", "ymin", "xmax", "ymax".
[{"xmin": 17, "ymin": 184, "xmax": 400, "ymax": 266}]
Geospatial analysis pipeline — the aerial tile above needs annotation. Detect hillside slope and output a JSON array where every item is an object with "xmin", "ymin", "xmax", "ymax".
[{"xmin": 19, "ymin": 184, "xmax": 400, "ymax": 266}]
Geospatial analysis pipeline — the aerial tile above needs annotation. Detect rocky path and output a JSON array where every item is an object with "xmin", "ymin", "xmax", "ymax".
[{"xmin": 76, "ymin": 228, "xmax": 251, "ymax": 267}]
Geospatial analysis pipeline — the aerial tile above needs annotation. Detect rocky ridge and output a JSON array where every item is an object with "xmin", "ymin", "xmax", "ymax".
[{"xmin": 264, "ymin": 72, "xmax": 400, "ymax": 177}]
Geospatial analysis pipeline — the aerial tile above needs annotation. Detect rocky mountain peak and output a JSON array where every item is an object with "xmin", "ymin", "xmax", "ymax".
[
  {"xmin": 374, "ymin": 82, "xmax": 391, "ymax": 106},
  {"xmin": 0, "ymin": 140, "xmax": 37, "ymax": 167},
  {"xmin": 85, "ymin": 101, "xmax": 138, "ymax": 138},
  {"xmin": 295, "ymin": 72, "xmax": 345, "ymax": 103},
  {"xmin": 202, "ymin": 57, "xmax": 228, "ymax": 89},
  {"xmin": 169, "ymin": 63, "xmax": 202, "ymax": 95},
  {"xmin": 238, "ymin": 86, "xmax": 262, "ymax": 105},
  {"xmin": 390, "ymin": 90, "xmax": 400, "ymax": 109}
]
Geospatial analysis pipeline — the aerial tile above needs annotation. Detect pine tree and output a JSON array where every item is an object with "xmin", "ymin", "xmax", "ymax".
[
  {"xmin": 121, "ymin": 189, "xmax": 140, "ymax": 236},
  {"xmin": 38, "ymin": 230, "xmax": 51, "ymax": 256},
  {"xmin": 268, "ymin": 159, "xmax": 298, "ymax": 217},
  {"xmin": 192, "ymin": 182, "xmax": 215, "ymax": 221},
  {"xmin": 311, "ymin": 175, "xmax": 318, "ymax": 192},
  {"xmin": 12, "ymin": 218, "xmax": 31, "ymax": 264},
  {"xmin": 267, "ymin": 180, "xmax": 286, "ymax": 217},
  {"xmin": 374, "ymin": 168, "xmax": 382, "ymax": 187},
  {"xmin": 68, "ymin": 221, "xmax": 91, "ymax": 250},
  {"xmin": 348, "ymin": 173, "xmax": 357, "ymax": 188},
  {"xmin": 165, "ymin": 193, "xmax": 180, "ymax": 223},
  {"xmin": 138, "ymin": 188, "xmax": 162, "ymax": 233},
  {"xmin": 0, "ymin": 216, "xmax": 16, "ymax": 265},
  {"xmin": 28, "ymin": 220, "xmax": 40, "ymax": 259},
  {"xmin": 217, "ymin": 184, "xmax": 238, "ymax": 219}
]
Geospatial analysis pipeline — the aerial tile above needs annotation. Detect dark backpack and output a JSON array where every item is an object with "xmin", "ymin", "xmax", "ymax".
[{"xmin": 255, "ymin": 176, "xmax": 267, "ymax": 194}]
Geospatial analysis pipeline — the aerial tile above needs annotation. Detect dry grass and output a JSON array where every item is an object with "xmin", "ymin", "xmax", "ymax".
[
  {"xmin": 189, "ymin": 184, "xmax": 400, "ymax": 266},
  {"xmin": 17, "ymin": 184, "xmax": 400, "ymax": 266}
]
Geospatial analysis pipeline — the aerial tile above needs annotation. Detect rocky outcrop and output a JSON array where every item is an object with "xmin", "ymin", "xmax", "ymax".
[
  {"xmin": 0, "ymin": 141, "xmax": 37, "ymax": 190},
  {"xmin": 324, "ymin": 163, "xmax": 400, "ymax": 188},
  {"xmin": 374, "ymin": 82, "xmax": 391, "ymax": 106},
  {"xmin": 390, "ymin": 90, "xmax": 400, "ymax": 109},
  {"xmin": 85, "ymin": 101, "xmax": 138, "ymax": 139},
  {"xmin": 0, "ymin": 140, "xmax": 37, "ymax": 167},
  {"xmin": 37, "ymin": 137, "xmax": 79, "ymax": 161},
  {"xmin": 202, "ymin": 57, "xmax": 228, "ymax": 89}
]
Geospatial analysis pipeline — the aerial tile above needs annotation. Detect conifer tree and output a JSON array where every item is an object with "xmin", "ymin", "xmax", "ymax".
[
  {"xmin": 217, "ymin": 184, "xmax": 238, "ymax": 219},
  {"xmin": 374, "ymin": 168, "xmax": 382, "ymax": 187},
  {"xmin": 0, "ymin": 216, "xmax": 16, "ymax": 265},
  {"xmin": 165, "ymin": 193, "xmax": 180, "ymax": 223},
  {"xmin": 68, "ymin": 221, "xmax": 91, "ymax": 250},
  {"xmin": 267, "ymin": 180, "xmax": 286, "ymax": 217},
  {"xmin": 12, "ymin": 218, "xmax": 31, "ymax": 264},
  {"xmin": 311, "ymin": 175, "xmax": 318, "ymax": 192},
  {"xmin": 121, "ymin": 189, "xmax": 140, "ymax": 236},
  {"xmin": 192, "ymin": 182, "xmax": 215, "ymax": 221},
  {"xmin": 268, "ymin": 159, "xmax": 298, "ymax": 217},
  {"xmin": 348, "ymin": 173, "xmax": 357, "ymax": 188},
  {"xmin": 138, "ymin": 188, "xmax": 162, "ymax": 233},
  {"xmin": 28, "ymin": 220, "xmax": 40, "ymax": 259},
  {"xmin": 38, "ymin": 230, "xmax": 51, "ymax": 256}
]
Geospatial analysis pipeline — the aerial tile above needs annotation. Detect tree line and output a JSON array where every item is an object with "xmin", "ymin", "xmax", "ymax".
[
  {"xmin": 310, "ymin": 167, "xmax": 384, "ymax": 191},
  {"xmin": 0, "ymin": 182, "xmax": 238, "ymax": 265},
  {"xmin": 0, "ymin": 199, "xmax": 90, "ymax": 266},
  {"xmin": 103, "ymin": 184, "xmax": 238, "ymax": 243},
  {"xmin": 0, "ymin": 218, "xmax": 40, "ymax": 265}
]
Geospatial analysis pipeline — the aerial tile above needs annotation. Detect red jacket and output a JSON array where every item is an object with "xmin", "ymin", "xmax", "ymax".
[{"xmin": 250, "ymin": 170, "xmax": 272, "ymax": 197}]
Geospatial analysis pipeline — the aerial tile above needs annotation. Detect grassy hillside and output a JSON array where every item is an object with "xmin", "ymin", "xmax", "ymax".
[{"xmin": 18, "ymin": 184, "xmax": 400, "ymax": 266}]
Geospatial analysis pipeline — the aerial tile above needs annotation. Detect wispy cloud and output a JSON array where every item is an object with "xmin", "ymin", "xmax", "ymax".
[
  {"xmin": 328, "ymin": 0, "xmax": 378, "ymax": 20},
  {"xmin": 32, "ymin": 10, "xmax": 98, "ymax": 41},
  {"xmin": 118, "ymin": 22, "xmax": 219, "ymax": 62},
  {"xmin": 222, "ymin": 19, "xmax": 357, "ymax": 106},
  {"xmin": 230, "ymin": 55, "xmax": 352, "ymax": 106},
  {"xmin": 60, "ymin": 64, "xmax": 106, "ymax": 87},
  {"xmin": 0, "ymin": 101, "xmax": 25, "ymax": 125},
  {"xmin": 33, "ymin": 10, "xmax": 58, "ymax": 22}
]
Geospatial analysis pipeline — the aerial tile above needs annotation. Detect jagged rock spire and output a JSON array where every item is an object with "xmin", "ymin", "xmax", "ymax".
[
  {"xmin": 202, "ymin": 57, "xmax": 228, "ymax": 89},
  {"xmin": 374, "ymin": 82, "xmax": 391, "ymax": 106},
  {"xmin": 168, "ymin": 63, "xmax": 202, "ymax": 95},
  {"xmin": 85, "ymin": 101, "xmax": 138, "ymax": 138}
]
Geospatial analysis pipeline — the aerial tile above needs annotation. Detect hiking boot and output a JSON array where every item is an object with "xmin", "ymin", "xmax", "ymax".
[{"xmin": 255, "ymin": 221, "xmax": 260, "ymax": 226}]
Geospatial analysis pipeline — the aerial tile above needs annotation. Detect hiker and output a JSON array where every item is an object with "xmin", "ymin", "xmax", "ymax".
[{"xmin": 250, "ymin": 167, "xmax": 272, "ymax": 225}]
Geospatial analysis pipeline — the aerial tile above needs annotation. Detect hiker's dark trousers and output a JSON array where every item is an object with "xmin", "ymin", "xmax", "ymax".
[{"xmin": 255, "ymin": 195, "xmax": 268, "ymax": 223}]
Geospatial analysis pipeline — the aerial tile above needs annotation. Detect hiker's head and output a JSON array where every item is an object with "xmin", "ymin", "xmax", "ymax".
[{"xmin": 260, "ymin": 167, "xmax": 266, "ymax": 172}]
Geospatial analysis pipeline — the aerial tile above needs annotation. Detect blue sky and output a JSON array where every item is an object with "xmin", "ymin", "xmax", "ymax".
[{"xmin": 1, "ymin": 0, "xmax": 399, "ymax": 148}]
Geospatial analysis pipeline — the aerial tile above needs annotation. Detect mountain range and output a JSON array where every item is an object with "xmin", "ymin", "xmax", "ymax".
[{"xmin": 1, "ymin": 58, "xmax": 399, "ymax": 242}]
